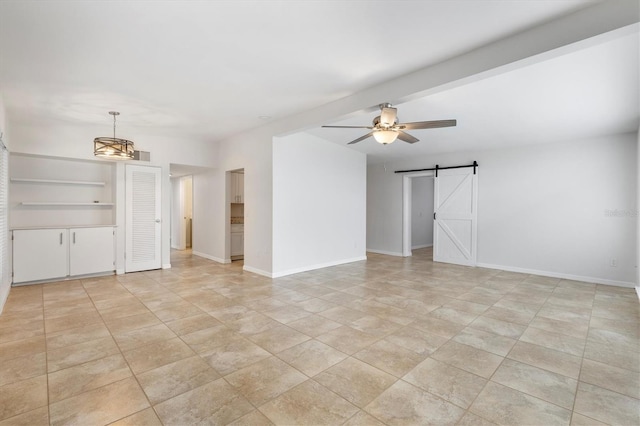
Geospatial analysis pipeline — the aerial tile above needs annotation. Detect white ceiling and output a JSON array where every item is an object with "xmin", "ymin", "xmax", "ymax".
[
  {"xmin": 1, "ymin": 1, "xmax": 618, "ymax": 148},
  {"xmin": 308, "ymin": 30, "xmax": 639, "ymax": 163}
]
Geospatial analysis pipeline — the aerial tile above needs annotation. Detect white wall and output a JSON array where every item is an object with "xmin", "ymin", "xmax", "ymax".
[
  {"xmin": 192, "ymin": 169, "xmax": 227, "ymax": 263},
  {"xmin": 272, "ymin": 133, "xmax": 367, "ymax": 277},
  {"xmin": 190, "ymin": 128, "xmax": 274, "ymax": 275},
  {"xmin": 170, "ymin": 176, "xmax": 194, "ymax": 250},
  {"xmin": 367, "ymin": 133, "xmax": 638, "ymax": 286},
  {"xmin": 0, "ymin": 93, "xmax": 10, "ymax": 314},
  {"xmin": 411, "ymin": 176, "xmax": 434, "ymax": 249}
]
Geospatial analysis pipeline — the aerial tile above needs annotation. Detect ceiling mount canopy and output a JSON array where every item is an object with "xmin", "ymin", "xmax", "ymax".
[{"xmin": 94, "ymin": 111, "xmax": 135, "ymax": 160}]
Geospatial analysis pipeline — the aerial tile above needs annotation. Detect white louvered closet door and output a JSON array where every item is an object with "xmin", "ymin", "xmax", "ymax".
[{"xmin": 125, "ymin": 165, "xmax": 162, "ymax": 272}]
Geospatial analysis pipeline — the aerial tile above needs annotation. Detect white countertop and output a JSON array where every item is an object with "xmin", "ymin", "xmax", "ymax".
[{"xmin": 11, "ymin": 225, "xmax": 117, "ymax": 230}]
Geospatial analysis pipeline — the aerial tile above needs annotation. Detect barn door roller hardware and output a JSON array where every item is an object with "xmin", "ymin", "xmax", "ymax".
[{"xmin": 395, "ymin": 161, "xmax": 478, "ymax": 175}]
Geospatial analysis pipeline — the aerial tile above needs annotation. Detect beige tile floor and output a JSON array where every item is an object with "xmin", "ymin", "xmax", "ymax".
[{"xmin": 0, "ymin": 248, "xmax": 638, "ymax": 425}]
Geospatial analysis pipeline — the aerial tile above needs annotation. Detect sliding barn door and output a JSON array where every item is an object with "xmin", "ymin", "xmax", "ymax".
[
  {"xmin": 126, "ymin": 165, "xmax": 162, "ymax": 272},
  {"xmin": 433, "ymin": 167, "xmax": 477, "ymax": 266}
]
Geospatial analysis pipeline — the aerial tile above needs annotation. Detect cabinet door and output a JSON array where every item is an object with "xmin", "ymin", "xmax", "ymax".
[
  {"xmin": 13, "ymin": 229, "xmax": 69, "ymax": 283},
  {"xmin": 70, "ymin": 227, "xmax": 115, "ymax": 276},
  {"xmin": 230, "ymin": 173, "xmax": 237, "ymax": 203},
  {"xmin": 231, "ymin": 232, "xmax": 244, "ymax": 256},
  {"xmin": 238, "ymin": 173, "xmax": 244, "ymax": 203}
]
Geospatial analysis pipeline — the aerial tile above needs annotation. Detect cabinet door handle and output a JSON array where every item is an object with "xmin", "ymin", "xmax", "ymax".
[
  {"xmin": 73, "ymin": 232, "xmax": 76, "ymax": 244},
  {"xmin": 60, "ymin": 233, "xmax": 63, "ymax": 245}
]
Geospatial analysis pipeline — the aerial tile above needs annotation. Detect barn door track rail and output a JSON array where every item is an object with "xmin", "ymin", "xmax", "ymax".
[{"xmin": 394, "ymin": 161, "xmax": 478, "ymax": 176}]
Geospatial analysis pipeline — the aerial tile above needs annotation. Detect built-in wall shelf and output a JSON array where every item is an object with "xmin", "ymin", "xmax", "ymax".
[
  {"xmin": 11, "ymin": 178, "xmax": 106, "ymax": 186},
  {"xmin": 20, "ymin": 202, "xmax": 114, "ymax": 206},
  {"xmin": 9, "ymin": 154, "xmax": 116, "ymax": 229}
]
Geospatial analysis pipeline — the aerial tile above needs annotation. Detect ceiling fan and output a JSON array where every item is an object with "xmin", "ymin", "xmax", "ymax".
[{"xmin": 322, "ymin": 103, "xmax": 456, "ymax": 145}]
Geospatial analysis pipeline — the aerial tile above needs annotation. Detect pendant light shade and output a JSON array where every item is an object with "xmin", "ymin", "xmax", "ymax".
[{"xmin": 94, "ymin": 111, "xmax": 134, "ymax": 159}]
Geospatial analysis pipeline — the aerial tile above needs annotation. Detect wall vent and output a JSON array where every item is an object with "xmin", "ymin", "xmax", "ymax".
[{"xmin": 133, "ymin": 150, "xmax": 151, "ymax": 162}]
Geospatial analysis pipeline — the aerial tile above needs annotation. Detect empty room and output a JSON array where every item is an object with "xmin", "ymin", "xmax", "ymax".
[{"xmin": 0, "ymin": 1, "xmax": 638, "ymax": 425}]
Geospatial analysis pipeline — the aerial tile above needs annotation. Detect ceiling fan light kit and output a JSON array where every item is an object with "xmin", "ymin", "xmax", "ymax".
[
  {"xmin": 94, "ymin": 111, "xmax": 135, "ymax": 160},
  {"xmin": 373, "ymin": 129, "xmax": 399, "ymax": 144},
  {"xmin": 322, "ymin": 103, "xmax": 456, "ymax": 145}
]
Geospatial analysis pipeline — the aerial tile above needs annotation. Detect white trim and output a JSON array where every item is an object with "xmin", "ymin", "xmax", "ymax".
[
  {"xmin": 412, "ymin": 243, "xmax": 433, "ymax": 249},
  {"xmin": 243, "ymin": 265, "xmax": 273, "ymax": 278},
  {"xmin": 192, "ymin": 250, "xmax": 231, "ymax": 264},
  {"xmin": 477, "ymin": 262, "xmax": 635, "ymax": 288},
  {"xmin": 116, "ymin": 268, "xmax": 125, "ymax": 275},
  {"xmin": 366, "ymin": 249, "xmax": 404, "ymax": 257},
  {"xmin": 635, "ymin": 286, "xmax": 639, "ymax": 301},
  {"xmin": 11, "ymin": 271, "xmax": 116, "ymax": 286},
  {"xmin": 271, "ymin": 256, "xmax": 367, "ymax": 278},
  {"xmin": 162, "ymin": 263, "xmax": 172, "ymax": 269}
]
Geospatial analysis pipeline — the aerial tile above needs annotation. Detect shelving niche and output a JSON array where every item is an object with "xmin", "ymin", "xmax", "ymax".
[{"xmin": 9, "ymin": 154, "xmax": 117, "ymax": 228}]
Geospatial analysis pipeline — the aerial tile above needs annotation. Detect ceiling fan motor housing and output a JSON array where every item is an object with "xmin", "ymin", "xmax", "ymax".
[{"xmin": 372, "ymin": 116, "xmax": 398, "ymax": 129}]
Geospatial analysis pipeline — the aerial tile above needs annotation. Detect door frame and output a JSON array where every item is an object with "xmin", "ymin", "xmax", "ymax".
[{"xmin": 402, "ymin": 171, "xmax": 435, "ymax": 257}]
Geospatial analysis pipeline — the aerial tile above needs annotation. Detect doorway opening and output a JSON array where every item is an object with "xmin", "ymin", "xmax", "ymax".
[
  {"xmin": 402, "ymin": 172, "xmax": 435, "ymax": 257},
  {"xmin": 170, "ymin": 175, "xmax": 193, "ymax": 251},
  {"xmin": 411, "ymin": 176, "xmax": 435, "ymax": 253},
  {"xmin": 228, "ymin": 168, "xmax": 244, "ymax": 262}
]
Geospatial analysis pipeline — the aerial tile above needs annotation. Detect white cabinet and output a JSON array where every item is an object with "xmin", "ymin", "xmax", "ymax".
[
  {"xmin": 230, "ymin": 172, "xmax": 244, "ymax": 203},
  {"xmin": 13, "ymin": 227, "xmax": 115, "ymax": 284},
  {"xmin": 69, "ymin": 227, "xmax": 115, "ymax": 276},
  {"xmin": 13, "ymin": 229, "xmax": 69, "ymax": 283},
  {"xmin": 231, "ymin": 232, "xmax": 244, "ymax": 256},
  {"xmin": 230, "ymin": 224, "xmax": 244, "ymax": 258}
]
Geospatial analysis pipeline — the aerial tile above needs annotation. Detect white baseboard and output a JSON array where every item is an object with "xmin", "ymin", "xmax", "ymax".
[
  {"xmin": 192, "ymin": 251, "xmax": 231, "ymax": 264},
  {"xmin": 477, "ymin": 262, "xmax": 635, "ymax": 288},
  {"xmin": 412, "ymin": 243, "xmax": 433, "ymax": 249},
  {"xmin": 272, "ymin": 256, "xmax": 367, "ymax": 279},
  {"xmin": 243, "ymin": 265, "xmax": 273, "ymax": 278},
  {"xmin": 366, "ymin": 249, "xmax": 404, "ymax": 257},
  {"xmin": 116, "ymin": 269, "xmax": 125, "ymax": 275},
  {"xmin": 635, "ymin": 286, "xmax": 639, "ymax": 301},
  {"xmin": 162, "ymin": 263, "xmax": 172, "ymax": 270}
]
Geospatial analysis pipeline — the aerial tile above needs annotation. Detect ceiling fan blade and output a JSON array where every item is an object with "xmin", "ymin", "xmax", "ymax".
[
  {"xmin": 322, "ymin": 125, "xmax": 373, "ymax": 129},
  {"xmin": 400, "ymin": 119, "xmax": 457, "ymax": 130},
  {"xmin": 397, "ymin": 131, "xmax": 419, "ymax": 144},
  {"xmin": 380, "ymin": 107, "xmax": 397, "ymax": 127},
  {"xmin": 347, "ymin": 132, "xmax": 374, "ymax": 145}
]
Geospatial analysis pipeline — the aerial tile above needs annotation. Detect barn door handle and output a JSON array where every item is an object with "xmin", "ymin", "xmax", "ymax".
[
  {"xmin": 60, "ymin": 233, "xmax": 63, "ymax": 245},
  {"xmin": 434, "ymin": 212, "xmax": 436, "ymax": 220},
  {"xmin": 73, "ymin": 232, "xmax": 76, "ymax": 244}
]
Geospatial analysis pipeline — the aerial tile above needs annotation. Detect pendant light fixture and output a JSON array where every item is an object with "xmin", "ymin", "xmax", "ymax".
[{"xmin": 94, "ymin": 111, "xmax": 134, "ymax": 159}]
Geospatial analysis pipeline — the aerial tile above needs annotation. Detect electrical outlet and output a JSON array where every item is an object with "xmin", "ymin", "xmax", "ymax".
[{"xmin": 609, "ymin": 258, "xmax": 618, "ymax": 268}]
